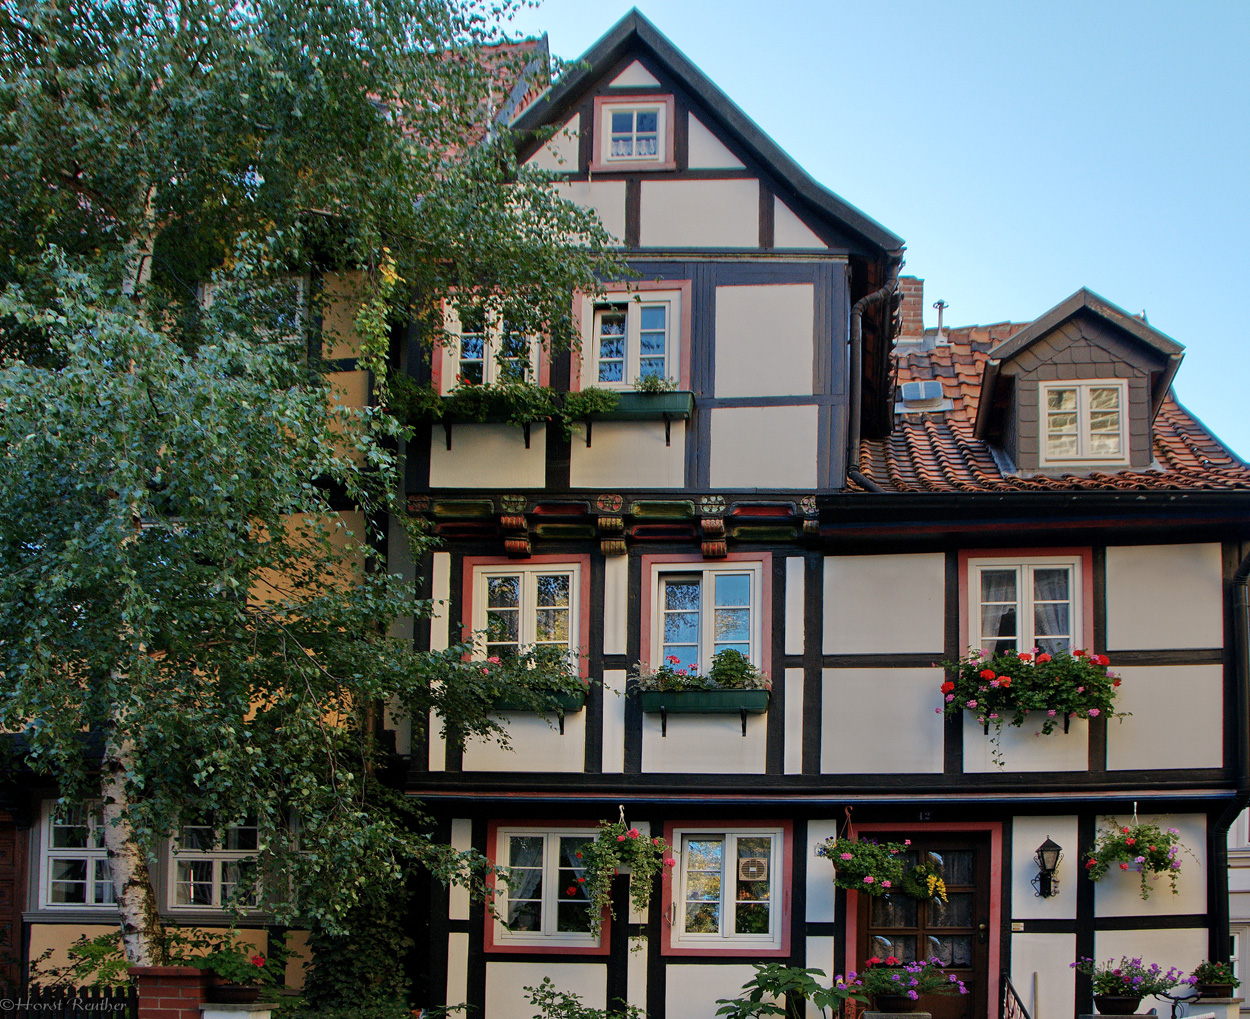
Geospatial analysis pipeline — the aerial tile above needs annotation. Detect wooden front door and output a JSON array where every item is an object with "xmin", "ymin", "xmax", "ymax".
[{"xmin": 857, "ymin": 834, "xmax": 990, "ymax": 1019}]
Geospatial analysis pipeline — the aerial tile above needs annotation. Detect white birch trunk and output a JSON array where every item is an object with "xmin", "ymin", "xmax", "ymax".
[{"xmin": 100, "ymin": 721, "xmax": 165, "ymax": 966}]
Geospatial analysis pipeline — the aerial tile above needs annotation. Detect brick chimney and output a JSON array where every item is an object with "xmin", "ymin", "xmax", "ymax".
[{"xmin": 898, "ymin": 276, "xmax": 925, "ymax": 339}]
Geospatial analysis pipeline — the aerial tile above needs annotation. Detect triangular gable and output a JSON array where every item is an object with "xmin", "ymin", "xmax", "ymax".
[
  {"xmin": 509, "ymin": 8, "xmax": 902, "ymax": 256},
  {"xmin": 687, "ymin": 114, "xmax": 744, "ymax": 169},
  {"xmin": 608, "ymin": 59, "xmax": 659, "ymax": 88}
]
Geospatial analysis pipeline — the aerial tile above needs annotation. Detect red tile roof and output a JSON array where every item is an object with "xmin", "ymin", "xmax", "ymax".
[{"xmin": 854, "ymin": 324, "xmax": 1250, "ymax": 493}]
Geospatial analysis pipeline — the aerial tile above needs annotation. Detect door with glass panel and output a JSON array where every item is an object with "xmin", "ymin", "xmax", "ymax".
[{"xmin": 857, "ymin": 835, "xmax": 989, "ymax": 1019}]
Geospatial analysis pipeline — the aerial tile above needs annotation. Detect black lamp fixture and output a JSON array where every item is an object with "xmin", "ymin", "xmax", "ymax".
[{"xmin": 1032, "ymin": 837, "xmax": 1063, "ymax": 898}]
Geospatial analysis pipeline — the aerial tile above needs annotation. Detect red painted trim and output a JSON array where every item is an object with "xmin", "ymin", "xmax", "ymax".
[
  {"xmin": 659, "ymin": 819, "xmax": 792, "ymax": 958},
  {"xmin": 590, "ymin": 94, "xmax": 677, "ymax": 173},
  {"xmin": 639, "ymin": 551, "xmax": 773, "ymax": 679},
  {"xmin": 957, "ymin": 547, "xmax": 1095, "ymax": 654},
  {"xmin": 484, "ymin": 819, "xmax": 610, "ymax": 956},
  {"xmin": 571, "ymin": 280, "xmax": 693, "ymax": 392},
  {"xmin": 461, "ymin": 555, "xmax": 593, "ymax": 678},
  {"xmin": 846, "ymin": 822, "xmax": 1003, "ymax": 1012},
  {"xmin": 569, "ymin": 292, "xmax": 584, "ymax": 389}
]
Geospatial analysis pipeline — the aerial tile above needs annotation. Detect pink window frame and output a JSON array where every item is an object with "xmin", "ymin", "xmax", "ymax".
[
  {"xmin": 590, "ymin": 94, "xmax": 677, "ymax": 173},
  {"xmin": 570, "ymin": 280, "xmax": 693, "ymax": 393},
  {"xmin": 430, "ymin": 300, "xmax": 551, "ymax": 396},
  {"xmin": 659, "ymin": 819, "xmax": 793, "ymax": 957}
]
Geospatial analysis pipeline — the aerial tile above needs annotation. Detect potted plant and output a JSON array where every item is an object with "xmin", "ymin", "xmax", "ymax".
[
  {"xmin": 580, "ymin": 820, "xmax": 673, "ymax": 939},
  {"xmin": 1083, "ymin": 819, "xmax": 1191, "ymax": 899},
  {"xmin": 941, "ymin": 647, "xmax": 1123, "ymax": 767},
  {"xmin": 478, "ymin": 644, "xmax": 591, "ymax": 715},
  {"xmin": 1071, "ymin": 956, "xmax": 1188, "ymax": 1014},
  {"xmin": 1190, "ymin": 960, "xmax": 1240, "ymax": 998},
  {"xmin": 714, "ymin": 963, "xmax": 867, "ymax": 1019},
  {"xmin": 188, "ymin": 938, "xmax": 281, "ymax": 1003},
  {"xmin": 815, "ymin": 837, "xmax": 907, "ymax": 895},
  {"xmin": 634, "ymin": 649, "xmax": 770, "ymax": 716},
  {"xmin": 853, "ymin": 956, "xmax": 967, "ymax": 1013}
]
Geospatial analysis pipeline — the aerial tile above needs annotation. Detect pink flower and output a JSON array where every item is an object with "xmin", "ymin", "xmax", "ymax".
[
  {"xmin": 665, "ymin": 655, "xmax": 681, "ymax": 665},
  {"xmin": 676, "ymin": 669, "xmax": 687, "ymax": 676},
  {"xmin": 487, "ymin": 656, "xmax": 501, "ymax": 665},
  {"xmin": 1088, "ymin": 708, "xmax": 1100, "ymax": 717},
  {"xmin": 945, "ymin": 694, "xmax": 954, "ymax": 702},
  {"xmin": 904, "ymin": 839, "xmax": 911, "ymax": 845},
  {"xmin": 689, "ymin": 663, "xmax": 698, "ymax": 672},
  {"xmin": 628, "ymin": 828, "xmax": 640, "ymax": 838},
  {"xmin": 617, "ymin": 835, "xmax": 626, "ymax": 842},
  {"xmin": 840, "ymin": 852, "xmax": 853, "ymax": 860},
  {"xmin": 1093, "ymin": 654, "xmax": 1110, "ymax": 666},
  {"xmin": 863, "ymin": 876, "xmax": 874, "ymax": 884},
  {"xmin": 250, "ymin": 955, "xmax": 265, "ymax": 968},
  {"xmin": 966, "ymin": 699, "xmax": 978, "ymax": 709},
  {"xmin": 1076, "ymin": 686, "xmax": 1084, "ymax": 693},
  {"xmin": 990, "ymin": 679, "xmax": 1000, "ymax": 688},
  {"xmin": 652, "ymin": 838, "xmax": 660, "ymax": 845},
  {"xmin": 881, "ymin": 880, "xmax": 892, "ymax": 888},
  {"xmin": 664, "ymin": 858, "xmax": 675, "ymax": 867},
  {"xmin": 1047, "ymin": 709, "xmax": 1056, "ymax": 717}
]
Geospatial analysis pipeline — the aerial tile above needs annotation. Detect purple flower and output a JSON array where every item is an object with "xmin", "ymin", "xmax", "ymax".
[
  {"xmin": 966, "ymin": 699, "xmax": 978, "ymax": 709},
  {"xmin": 1088, "ymin": 708, "xmax": 1101, "ymax": 717}
]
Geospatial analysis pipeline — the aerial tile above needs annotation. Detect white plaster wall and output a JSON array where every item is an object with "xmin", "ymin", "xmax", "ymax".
[
  {"xmin": 805, "ymin": 938, "xmax": 836, "ymax": 1014},
  {"xmin": 821, "ymin": 668, "xmax": 945, "ymax": 773},
  {"xmin": 1094, "ymin": 813, "xmax": 1206, "ymax": 916},
  {"xmin": 570, "ymin": 420, "xmax": 685, "ymax": 488},
  {"xmin": 688, "ymin": 113, "xmax": 744, "ymax": 169},
  {"xmin": 709, "ymin": 405, "xmax": 818, "ymax": 489},
  {"xmin": 774, "ymin": 198, "xmax": 826, "ymax": 249},
  {"xmin": 806, "ymin": 819, "xmax": 839, "ymax": 923},
  {"xmin": 785, "ymin": 667, "xmax": 804, "ymax": 774},
  {"xmin": 665, "ymin": 964, "xmax": 762, "ymax": 1019},
  {"xmin": 1105, "ymin": 543, "xmax": 1223, "ymax": 650},
  {"xmin": 609, "ymin": 60, "xmax": 659, "ymax": 88},
  {"xmin": 785, "ymin": 556, "xmax": 805, "ymax": 655},
  {"xmin": 428, "ymin": 423, "xmax": 546, "ymax": 489},
  {"xmin": 604, "ymin": 556, "xmax": 629, "ymax": 656},
  {"xmin": 486, "ymin": 962, "xmax": 606, "ymax": 1019},
  {"xmin": 448, "ymin": 818, "xmax": 472, "ymax": 921},
  {"xmin": 1095, "ymin": 928, "xmax": 1206, "ymax": 1013},
  {"xmin": 446, "ymin": 931, "xmax": 469, "ymax": 1010},
  {"xmin": 627, "ymin": 945, "xmax": 648, "ymax": 1013},
  {"xmin": 715, "ymin": 284, "xmax": 815, "ymax": 397},
  {"xmin": 428, "ymin": 552, "xmax": 451, "ymax": 772},
  {"xmin": 557, "ymin": 179, "xmax": 627, "ymax": 244},
  {"xmin": 462, "ymin": 709, "xmax": 586, "ymax": 772},
  {"xmin": 1011, "ymin": 816, "xmax": 1079, "ymax": 919},
  {"xmin": 963, "ymin": 714, "xmax": 1090, "ymax": 773},
  {"xmin": 1010, "ymin": 933, "xmax": 1075, "ymax": 1019},
  {"xmin": 642, "ymin": 711, "xmax": 766, "ymax": 773},
  {"xmin": 823, "ymin": 553, "xmax": 945, "ymax": 654},
  {"xmin": 524, "ymin": 114, "xmax": 580, "ymax": 172},
  {"xmin": 1105, "ymin": 664, "xmax": 1223, "ymax": 770},
  {"xmin": 640, "ymin": 179, "xmax": 759, "ymax": 248},
  {"xmin": 602, "ymin": 668, "xmax": 627, "ymax": 774}
]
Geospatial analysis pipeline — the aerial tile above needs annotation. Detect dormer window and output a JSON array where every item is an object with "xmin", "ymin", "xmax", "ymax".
[
  {"xmin": 1040, "ymin": 380, "xmax": 1126, "ymax": 463},
  {"xmin": 591, "ymin": 95, "xmax": 676, "ymax": 172}
]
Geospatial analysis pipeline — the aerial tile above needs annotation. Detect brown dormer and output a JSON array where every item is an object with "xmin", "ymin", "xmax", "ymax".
[{"xmin": 973, "ymin": 289, "xmax": 1183, "ymax": 473}]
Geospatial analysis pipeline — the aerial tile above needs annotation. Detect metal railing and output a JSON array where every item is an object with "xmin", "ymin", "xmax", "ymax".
[{"xmin": 1002, "ymin": 972, "xmax": 1032, "ymax": 1019}]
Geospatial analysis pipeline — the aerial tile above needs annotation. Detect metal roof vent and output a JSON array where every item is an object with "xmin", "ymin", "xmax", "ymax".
[{"xmin": 895, "ymin": 379, "xmax": 952, "ymax": 415}]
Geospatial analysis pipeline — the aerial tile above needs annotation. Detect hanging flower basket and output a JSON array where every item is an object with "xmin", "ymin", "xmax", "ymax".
[
  {"xmin": 940, "ymin": 648, "xmax": 1124, "ymax": 767},
  {"xmin": 1084, "ymin": 818, "xmax": 1192, "ymax": 899},
  {"xmin": 581, "ymin": 820, "xmax": 674, "ymax": 939}
]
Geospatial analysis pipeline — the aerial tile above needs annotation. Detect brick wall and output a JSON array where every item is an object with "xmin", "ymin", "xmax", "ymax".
[
  {"xmin": 128, "ymin": 966, "xmax": 206, "ymax": 1019},
  {"xmin": 898, "ymin": 276, "xmax": 925, "ymax": 338}
]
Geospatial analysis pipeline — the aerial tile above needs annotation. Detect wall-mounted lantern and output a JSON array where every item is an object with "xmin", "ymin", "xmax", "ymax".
[{"xmin": 1032, "ymin": 837, "xmax": 1062, "ymax": 898}]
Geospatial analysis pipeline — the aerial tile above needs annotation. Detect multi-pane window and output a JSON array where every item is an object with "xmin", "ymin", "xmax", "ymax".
[
  {"xmin": 445, "ymin": 305, "xmax": 537, "ymax": 390},
  {"xmin": 475, "ymin": 564, "xmax": 579, "ymax": 662},
  {"xmin": 970, "ymin": 557, "xmax": 1082, "ymax": 655},
  {"xmin": 1040, "ymin": 380, "xmax": 1126, "ymax": 462},
  {"xmin": 43, "ymin": 802, "xmax": 115, "ymax": 907},
  {"xmin": 593, "ymin": 296, "xmax": 676, "ymax": 387},
  {"xmin": 605, "ymin": 106, "xmax": 663, "ymax": 162},
  {"xmin": 171, "ymin": 819, "xmax": 259, "ymax": 909},
  {"xmin": 658, "ymin": 568, "xmax": 757, "ymax": 673},
  {"xmin": 495, "ymin": 830, "xmax": 597, "ymax": 945},
  {"xmin": 670, "ymin": 826, "xmax": 785, "ymax": 952}
]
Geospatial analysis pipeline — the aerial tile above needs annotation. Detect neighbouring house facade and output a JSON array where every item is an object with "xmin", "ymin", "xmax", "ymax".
[{"xmin": 387, "ymin": 10, "xmax": 1250, "ymax": 1019}]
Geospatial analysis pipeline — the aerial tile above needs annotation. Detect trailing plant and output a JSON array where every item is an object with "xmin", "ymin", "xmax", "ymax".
[
  {"xmin": 525, "ymin": 977, "xmax": 646, "ymax": 1019},
  {"xmin": 581, "ymin": 820, "xmax": 673, "ymax": 939},
  {"xmin": 1071, "ymin": 956, "xmax": 1188, "ymax": 997},
  {"xmin": 814, "ymin": 837, "xmax": 908, "ymax": 896},
  {"xmin": 560, "ymin": 387, "xmax": 621, "ymax": 437},
  {"xmin": 941, "ymin": 648, "xmax": 1124, "ymax": 767},
  {"xmin": 1191, "ymin": 959, "xmax": 1239, "ymax": 989},
  {"xmin": 854, "ymin": 957, "xmax": 968, "ymax": 1001},
  {"xmin": 389, "ymin": 379, "xmax": 626, "ymax": 439},
  {"xmin": 632, "ymin": 373, "xmax": 679, "ymax": 393},
  {"xmin": 899, "ymin": 859, "xmax": 948, "ymax": 903},
  {"xmin": 632, "ymin": 649, "xmax": 769, "ymax": 694},
  {"xmin": 1084, "ymin": 818, "xmax": 1191, "ymax": 899},
  {"xmin": 715, "ymin": 963, "xmax": 867, "ymax": 1019}
]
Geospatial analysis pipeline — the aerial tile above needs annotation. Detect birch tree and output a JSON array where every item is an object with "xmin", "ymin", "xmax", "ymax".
[{"xmin": 0, "ymin": 0, "xmax": 616, "ymax": 970}]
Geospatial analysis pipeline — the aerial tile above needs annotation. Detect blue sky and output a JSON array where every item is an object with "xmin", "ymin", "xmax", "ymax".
[{"xmin": 503, "ymin": 1, "xmax": 1250, "ymax": 459}]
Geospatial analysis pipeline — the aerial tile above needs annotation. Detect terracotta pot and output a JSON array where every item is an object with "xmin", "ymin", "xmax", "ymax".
[
  {"xmin": 206, "ymin": 982, "xmax": 262, "ymax": 1004},
  {"xmin": 1093, "ymin": 995, "xmax": 1142, "ymax": 1015},
  {"xmin": 872, "ymin": 993, "xmax": 919, "ymax": 1013},
  {"xmin": 1198, "ymin": 982, "xmax": 1235, "ymax": 998}
]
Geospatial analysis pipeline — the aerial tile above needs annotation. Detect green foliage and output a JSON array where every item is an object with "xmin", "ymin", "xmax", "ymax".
[
  {"xmin": 389, "ymin": 379, "xmax": 622, "ymax": 439},
  {"xmin": 898, "ymin": 859, "xmax": 947, "ymax": 903},
  {"xmin": 560, "ymin": 386, "xmax": 621, "ymax": 435},
  {"xmin": 1192, "ymin": 959, "xmax": 1240, "ymax": 989},
  {"xmin": 579, "ymin": 821, "xmax": 672, "ymax": 940},
  {"xmin": 715, "ymin": 964, "xmax": 867, "ymax": 1019},
  {"xmin": 1073, "ymin": 957, "xmax": 1188, "ymax": 997},
  {"xmin": 855, "ymin": 957, "xmax": 967, "ymax": 999},
  {"xmin": 632, "ymin": 373, "xmax": 678, "ymax": 393},
  {"xmin": 814, "ymin": 838, "xmax": 907, "ymax": 896},
  {"xmin": 632, "ymin": 649, "xmax": 770, "ymax": 693},
  {"xmin": 1084, "ymin": 818, "xmax": 1190, "ymax": 898},
  {"xmin": 524, "ymin": 978, "xmax": 646, "ymax": 1019}
]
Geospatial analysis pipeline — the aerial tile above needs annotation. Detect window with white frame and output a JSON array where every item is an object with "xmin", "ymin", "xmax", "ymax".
[
  {"xmin": 602, "ymin": 103, "xmax": 665, "ymax": 163},
  {"xmin": 41, "ymin": 801, "xmax": 115, "ymax": 907},
  {"xmin": 492, "ymin": 828, "xmax": 598, "ymax": 947},
  {"xmin": 653, "ymin": 561, "xmax": 762, "ymax": 673},
  {"xmin": 1039, "ymin": 380, "xmax": 1127, "ymax": 463},
  {"xmin": 592, "ymin": 292, "xmax": 680, "ymax": 388},
  {"xmin": 473, "ymin": 562, "xmax": 580, "ymax": 661},
  {"xmin": 170, "ymin": 819, "xmax": 259, "ymax": 909},
  {"xmin": 669, "ymin": 825, "xmax": 785, "ymax": 952},
  {"xmin": 968, "ymin": 555, "xmax": 1083, "ymax": 655},
  {"xmin": 445, "ymin": 304, "xmax": 538, "ymax": 389}
]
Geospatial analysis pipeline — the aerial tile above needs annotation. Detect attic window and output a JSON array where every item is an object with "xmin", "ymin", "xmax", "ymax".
[
  {"xmin": 1039, "ymin": 380, "xmax": 1127, "ymax": 464},
  {"xmin": 896, "ymin": 379, "xmax": 949, "ymax": 413},
  {"xmin": 591, "ymin": 95, "xmax": 676, "ymax": 172}
]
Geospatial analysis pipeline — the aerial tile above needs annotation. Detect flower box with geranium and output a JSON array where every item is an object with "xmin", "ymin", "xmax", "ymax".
[
  {"xmin": 1191, "ymin": 959, "xmax": 1240, "ymax": 997},
  {"xmin": 941, "ymin": 648, "xmax": 1123, "ymax": 767},
  {"xmin": 853, "ymin": 956, "xmax": 968, "ymax": 1011},
  {"xmin": 581, "ymin": 820, "xmax": 674, "ymax": 939},
  {"xmin": 1084, "ymin": 819, "xmax": 1191, "ymax": 899},
  {"xmin": 814, "ymin": 838, "xmax": 947, "ymax": 903},
  {"xmin": 634, "ymin": 649, "xmax": 770, "ymax": 715},
  {"xmin": 1071, "ymin": 956, "xmax": 1187, "ymax": 1013}
]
